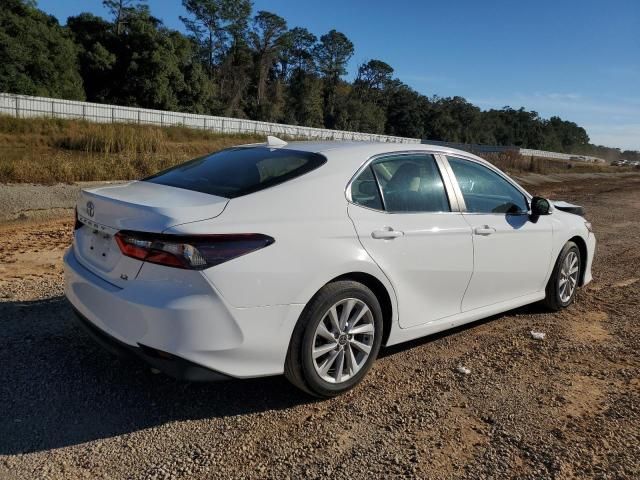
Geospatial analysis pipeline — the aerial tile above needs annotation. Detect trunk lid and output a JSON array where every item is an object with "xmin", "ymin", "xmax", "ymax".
[
  {"xmin": 73, "ymin": 181, "xmax": 228, "ymax": 287},
  {"xmin": 78, "ymin": 181, "xmax": 229, "ymax": 231}
]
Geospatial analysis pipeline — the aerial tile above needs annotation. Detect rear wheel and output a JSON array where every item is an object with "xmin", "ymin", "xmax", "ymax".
[
  {"xmin": 285, "ymin": 281, "xmax": 383, "ymax": 398},
  {"xmin": 543, "ymin": 241, "xmax": 581, "ymax": 311}
]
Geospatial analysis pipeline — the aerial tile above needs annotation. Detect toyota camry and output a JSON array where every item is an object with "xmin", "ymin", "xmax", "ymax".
[{"xmin": 64, "ymin": 137, "xmax": 595, "ymax": 397}]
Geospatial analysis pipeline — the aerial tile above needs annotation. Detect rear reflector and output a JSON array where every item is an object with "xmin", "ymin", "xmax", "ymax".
[{"xmin": 115, "ymin": 231, "xmax": 274, "ymax": 270}]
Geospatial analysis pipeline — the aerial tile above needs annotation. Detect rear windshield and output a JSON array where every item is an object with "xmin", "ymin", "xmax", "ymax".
[{"xmin": 144, "ymin": 147, "xmax": 327, "ymax": 198}]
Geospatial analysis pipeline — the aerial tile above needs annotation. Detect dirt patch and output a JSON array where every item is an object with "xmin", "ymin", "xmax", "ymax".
[
  {"xmin": 613, "ymin": 277, "xmax": 638, "ymax": 288},
  {"xmin": 562, "ymin": 375, "xmax": 606, "ymax": 419},
  {"xmin": 0, "ymin": 218, "xmax": 71, "ymax": 300},
  {"xmin": 416, "ymin": 407, "xmax": 489, "ymax": 478},
  {"xmin": 568, "ymin": 311, "xmax": 610, "ymax": 343}
]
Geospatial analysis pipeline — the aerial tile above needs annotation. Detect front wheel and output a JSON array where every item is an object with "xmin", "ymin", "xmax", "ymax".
[
  {"xmin": 543, "ymin": 241, "xmax": 582, "ymax": 311},
  {"xmin": 285, "ymin": 281, "xmax": 383, "ymax": 398}
]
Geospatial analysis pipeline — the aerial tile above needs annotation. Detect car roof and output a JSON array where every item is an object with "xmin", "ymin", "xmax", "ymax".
[{"xmin": 275, "ymin": 140, "xmax": 489, "ymax": 169}]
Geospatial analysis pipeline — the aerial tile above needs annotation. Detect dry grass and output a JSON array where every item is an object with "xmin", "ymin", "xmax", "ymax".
[
  {"xmin": 0, "ymin": 115, "xmax": 613, "ymax": 184},
  {"xmin": 0, "ymin": 116, "xmax": 262, "ymax": 183},
  {"xmin": 479, "ymin": 150, "xmax": 610, "ymax": 175}
]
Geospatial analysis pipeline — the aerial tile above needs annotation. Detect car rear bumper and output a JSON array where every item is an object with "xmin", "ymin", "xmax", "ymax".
[
  {"xmin": 73, "ymin": 307, "xmax": 231, "ymax": 381},
  {"xmin": 63, "ymin": 248, "xmax": 305, "ymax": 379}
]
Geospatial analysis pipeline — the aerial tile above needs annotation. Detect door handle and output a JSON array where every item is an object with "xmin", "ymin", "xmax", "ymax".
[
  {"xmin": 371, "ymin": 227, "xmax": 404, "ymax": 239},
  {"xmin": 474, "ymin": 225, "xmax": 496, "ymax": 236}
]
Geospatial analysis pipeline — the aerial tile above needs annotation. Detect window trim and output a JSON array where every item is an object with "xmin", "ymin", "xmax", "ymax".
[
  {"xmin": 440, "ymin": 154, "xmax": 532, "ymax": 215},
  {"xmin": 345, "ymin": 151, "xmax": 461, "ymax": 214}
]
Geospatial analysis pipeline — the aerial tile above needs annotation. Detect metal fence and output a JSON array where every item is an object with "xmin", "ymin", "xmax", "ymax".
[
  {"xmin": 0, "ymin": 92, "xmax": 606, "ymax": 163},
  {"xmin": 0, "ymin": 93, "xmax": 419, "ymax": 144}
]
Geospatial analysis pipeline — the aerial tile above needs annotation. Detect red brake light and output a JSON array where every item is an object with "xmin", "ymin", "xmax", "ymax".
[{"xmin": 115, "ymin": 231, "xmax": 274, "ymax": 269}]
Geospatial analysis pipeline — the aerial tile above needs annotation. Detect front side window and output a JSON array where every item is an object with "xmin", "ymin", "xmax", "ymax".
[
  {"xmin": 144, "ymin": 147, "xmax": 326, "ymax": 198},
  {"xmin": 370, "ymin": 154, "xmax": 450, "ymax": 213},
  {"xmin": 447, "ymin": 157, "xmax": 528, "ymax": 214}
]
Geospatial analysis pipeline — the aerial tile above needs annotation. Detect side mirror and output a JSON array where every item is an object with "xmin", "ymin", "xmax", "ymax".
[{"xmin": 530, "ymin": 196, "xmax": 551, "ymax": 219}]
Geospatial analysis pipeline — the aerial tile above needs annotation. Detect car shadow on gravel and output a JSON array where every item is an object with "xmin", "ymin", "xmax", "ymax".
[
  {"xmin": 0, "ymin": 296, "xmax": 315, "ymax": 455},
  {"xmin": 379, "ymin": 302, "xmax": 550, "ymax": 359}
]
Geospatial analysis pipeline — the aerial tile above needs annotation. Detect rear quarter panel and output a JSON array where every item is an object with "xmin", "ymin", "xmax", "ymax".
[{"xmin": 164, "ymin": 166, "xmax": 397, "ymax": 310}]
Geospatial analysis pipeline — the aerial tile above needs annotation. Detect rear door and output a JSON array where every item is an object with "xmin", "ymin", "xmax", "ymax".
[
  {"xmin": 347, "ymin": 153, "xmax": 473, "ymax": 328},
  {"xmin": 443, "ymin": 156, "xmax": 554, "ymax": 311}
]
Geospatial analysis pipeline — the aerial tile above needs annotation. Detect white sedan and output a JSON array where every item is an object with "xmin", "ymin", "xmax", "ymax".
[{"xmin": 64, "ymin": 138, "xmax": 595, "ymax": 397}]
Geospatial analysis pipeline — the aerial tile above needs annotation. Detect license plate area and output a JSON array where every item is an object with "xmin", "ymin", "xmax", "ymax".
[
  {"xmin": 75, "ymin": 226, "xmax": 120, "ymax": 272},
  {"xmin": 88, "ymin": 230, "xmax": 113, "ymax": 262}
]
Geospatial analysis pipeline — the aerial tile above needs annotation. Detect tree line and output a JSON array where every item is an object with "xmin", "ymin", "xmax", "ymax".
[{"xmin": 0, "ymin": 0, "xmax": 636, "ymax": 159}]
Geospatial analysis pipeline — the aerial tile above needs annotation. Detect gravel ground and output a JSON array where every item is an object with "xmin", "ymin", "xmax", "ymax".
[
  {"xmin": 0, "ymin": 181, "xmax": 124, "ymax": 224},
  {"xmin": 0, "ymin": 175, "xmax": 639, "ymax": 479}
]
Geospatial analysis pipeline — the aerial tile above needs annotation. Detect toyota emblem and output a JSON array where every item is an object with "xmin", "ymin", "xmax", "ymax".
[{"xmin": 86, "ymin": 201, "xmax": 95, "ymax": 218}]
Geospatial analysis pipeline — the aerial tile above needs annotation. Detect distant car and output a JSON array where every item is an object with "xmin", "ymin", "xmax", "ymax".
[
  {"xmin": 64, "ymin": 139, "xmax": 596, "ymax": 397},
  {"xmin": 611, "ymin": 160, "xmax": 623, "ymax": 166}
]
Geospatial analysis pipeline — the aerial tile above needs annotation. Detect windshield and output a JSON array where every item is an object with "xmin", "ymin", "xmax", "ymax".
[{"xmin": 144, "ymin": 146, "xmax": 326, "ymax": 198}]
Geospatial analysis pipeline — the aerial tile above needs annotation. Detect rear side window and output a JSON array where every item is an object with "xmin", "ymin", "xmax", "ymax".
[
  {"xmin": 144, "ymin": 147, "xmax": 326, "ymax": 198},
  {"xmin": 370, "ymin": 154, "xmax": 450, "ymax": 213},
  {"xmin": 350, "ymin": 167, "xmax": 383, "ymax": 210}
]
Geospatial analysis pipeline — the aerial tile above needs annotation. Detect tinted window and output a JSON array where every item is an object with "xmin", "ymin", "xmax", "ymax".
[
  {"xmin": 351, "ymin": 167, "xmax": 383, "ymax": 210},
  {"xmin": 144, "ymin": 147, "xmax": 326, "ymax": 198},
  {"xmin": 448, "ymin": 157, "xmax": 528, "ymax": 214},
  {"xmin": 370, "ymin": 155, "xmax": 450, "ymax": 213}
]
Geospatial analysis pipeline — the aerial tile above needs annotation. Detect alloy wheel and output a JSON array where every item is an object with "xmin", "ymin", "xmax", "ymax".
[
  {"xmin": 311, "ymin": 298, "xmax": 375, "ymax": 384},
  {"xmin": 559, "ymin": 250, "xmax": 579, "ymax": 303}
]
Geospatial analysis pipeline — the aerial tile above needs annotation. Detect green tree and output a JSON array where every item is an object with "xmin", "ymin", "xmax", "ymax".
[
  {"xmin": 181, "ymin": 0, "xmax": 222, "ymax": 76},
  {"xmin": 0, "ymin": 0, "xmax": 84, "ymax": 100},
  {"xmin": 354, "ymin": 59, "xmax": 393, "ymax": 104},
  {"xmin": 67, "ymin": 13, "xmax": 116, "ymax": 102},
  {"xmin": 279, "ymin": 27, "xmax": 322, "ymax": 126},
  {"xmin": 279, "ymin": 27, "xmax": 316, "ymax": 78},
  {"xmin": 315, "ymin": 30, "xmax": 354, "ymax": 127},
  {"xmin": 248, "ymin": 11, "xmax": 287, "ymax": 119},
  {"xmin": 102, "ymin": 0, "xmax": 147, "ymax": 35},
  {"xmin": 385, "ymin": 80, "xmax": 426, "ymax": 138},
  {"xmin": 0, "ymin": 0, "xmax": 612, "ymax": 155},
  {"xmin": 181, "ymin": 0, "xmax": 252, "ymax": 115},
  {"xmin": 69, "ymin": 5, "xmax": 215, "ymax": 112}
]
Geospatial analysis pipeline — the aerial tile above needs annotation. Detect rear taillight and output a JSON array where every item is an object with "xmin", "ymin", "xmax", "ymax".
[{"xmin": 114, "ymin": 231, "xmax": 274, "ymax": 270}]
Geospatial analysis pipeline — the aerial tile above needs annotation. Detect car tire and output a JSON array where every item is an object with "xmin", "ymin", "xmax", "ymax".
[
  {"xmin": 543, "ymin": 241, "xmax": 582, "ymax": 311},
  {"xmin": 285, "ymin": 280, "xmax": 383, "ymax": 398}
]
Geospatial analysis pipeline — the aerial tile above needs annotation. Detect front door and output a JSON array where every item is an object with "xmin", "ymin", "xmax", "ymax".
[
  {"xmin": 347, "ymin": 153, "xmax": 473, "ymax": 328},
  {"xmin": 445, "ymin": 156, "xmax": 554, "ymax": 312}
]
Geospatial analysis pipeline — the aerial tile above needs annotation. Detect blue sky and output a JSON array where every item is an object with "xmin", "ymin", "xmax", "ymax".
[{"xmin": 38, "ymin": 0, "xmax": 640, "ymax": 150}]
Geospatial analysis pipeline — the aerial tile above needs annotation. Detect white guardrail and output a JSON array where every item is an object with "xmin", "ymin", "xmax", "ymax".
[
  {"xmin": 0, "ymin": 92, "xmax": 605, "ymax": 163},
  {"xmin": 424, "ymin": 139, "xmax": 607, "ymax": 164},
  {"xmin": 0, "ymin": 93, "xmax": 418, "ymax": 144}
]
